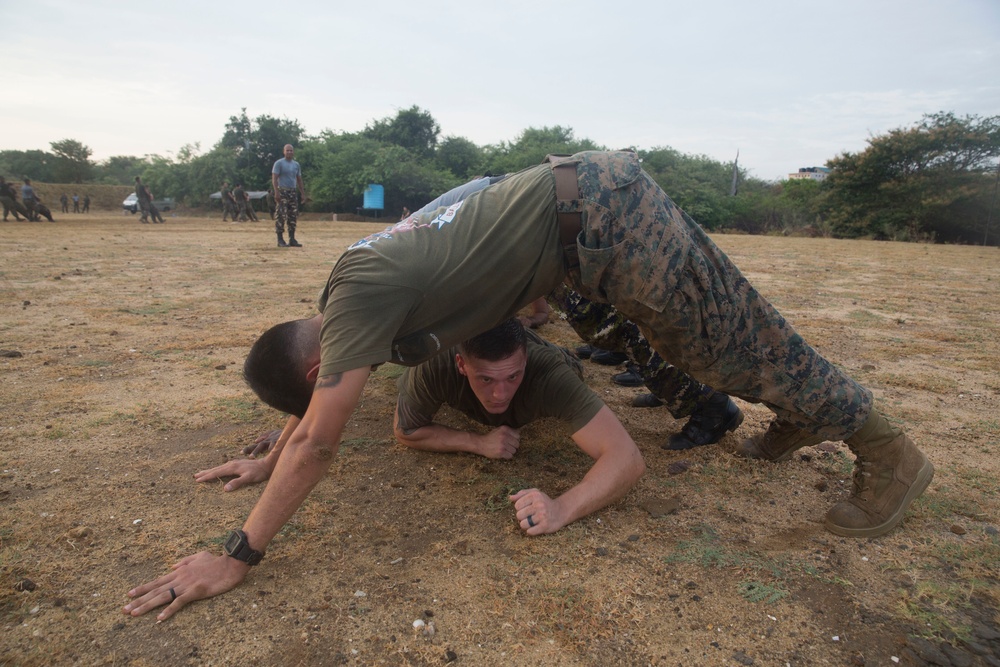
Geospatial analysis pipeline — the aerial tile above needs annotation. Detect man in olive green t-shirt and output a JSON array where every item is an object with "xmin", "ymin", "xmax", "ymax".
[{"xmin": 194, "ymin": 319, "xmax": 644, "ymax": 537}]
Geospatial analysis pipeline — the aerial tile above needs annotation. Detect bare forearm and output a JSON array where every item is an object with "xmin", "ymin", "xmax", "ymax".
[
  {"xmin": 242, "ymin": 437, "xmax": 335, "ymax": 548},
  {"xmin": 553, "ymin": 448, "xmax": 645, "ymax": 525},
  {"xmin": 395, "ymin": 424, "xmax": 481, "ymax": 455}
]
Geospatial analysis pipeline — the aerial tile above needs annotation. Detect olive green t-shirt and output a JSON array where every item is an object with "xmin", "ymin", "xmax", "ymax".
[
  {"xmin": 395, "ymin": 332, "xmax": 604, "ymax": 434},
  {"xmin": 316, "ymin": 164, "xmax": 565, "ymax": 377}
]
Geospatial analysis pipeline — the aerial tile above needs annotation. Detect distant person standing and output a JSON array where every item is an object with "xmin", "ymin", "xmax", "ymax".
[
  {"xmin": 233, "ymin": 183, "xmax": 248, "ymax": 222},
  {"xmin": 243, "ymin": 188, "xmax": 259, "ymax": 222},
  {"xmin": 271, "ymin": 144, "xmax": 306, "ymax": 247},
  {"xmin": 221, "ymin": 181, "xmax": 237, "ymax": 222},
  {"xmin": 21, "ymin": 179, "xmax": 38, "ymax": 221},
  {"xmin": 135, "ymin": 176, "xmax": 152, "ymax": 223},
  {"xmin": 145, "ymin": 184, "xmax": 165, "ymax": 224},
  {"xmin": 82, "ymin": 194, "xmax": 90, "ymax": 213},
  {"xmin": 72, "ymin": 193, "xmax": 80, "ymax": 213},
  {"xmin": 60, "ymin": 194, "xmax": 69, "ymax": 213}
]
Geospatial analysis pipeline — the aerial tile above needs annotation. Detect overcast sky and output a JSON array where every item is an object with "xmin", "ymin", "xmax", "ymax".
[{"xmin": 2, "ymin": 0, "xmax": 997, "ymax": 181}]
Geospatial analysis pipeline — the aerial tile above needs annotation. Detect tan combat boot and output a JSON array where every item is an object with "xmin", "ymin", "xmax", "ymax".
[
  {"xmin": 737, "ymin": 419, "xmax": 825, "ymax": 462},
  {"xmin": 824, "ymin": 413, "xmax": 934, "ymax": 538}
]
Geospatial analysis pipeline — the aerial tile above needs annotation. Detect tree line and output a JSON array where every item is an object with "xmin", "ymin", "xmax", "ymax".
[{"xmin": 2, "ymin": 107, "xmax": 997, "ymax": 244}]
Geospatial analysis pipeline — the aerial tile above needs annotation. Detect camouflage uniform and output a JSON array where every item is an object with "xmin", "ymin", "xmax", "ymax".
[
  {"xmin": 551, "ymin": 151, "xmax": 872, "ymax": 441},
  {"xmin": 221, "ymin": 184, "xmax": 237, "ymax": 221},
  {"xmin": 135, "ymin": 180, "xmax": 152, "ymax": 223},
  {"xmin": 549, "ymin": 285, "xmax": 712, "ymax": 420},
  {"xmin": 275, "ymin": 187, "xmax": 298, "ymax": 236},
  {"xmin": 60, "ymin": 194, "xmax": 69, "ymax": 213},
  {"xmin": 1, "ymin": 180, "xmax": 28, "ymax": 221},
  {"xmin": 82, "ymin": 195, "xmax": 90, "ymax": 213},
  {"xmin": 234, "ymin": 185, "xmax": 247, "ymax": 222}
]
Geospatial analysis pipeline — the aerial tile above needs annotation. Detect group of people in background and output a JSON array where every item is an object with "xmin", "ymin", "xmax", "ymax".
[
  {"xmin": 134, "ymin": 176, "xmax": 165, "ymax": 224},
  {"xmin": 220, "ymin": 181, "xmax": 263, "ymax": 223},
  {"xmin": 59, "ymin": 192, "xmax": 90, "ymax": 214}
]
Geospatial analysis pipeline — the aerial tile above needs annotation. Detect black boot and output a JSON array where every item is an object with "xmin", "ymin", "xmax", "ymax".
[
  {"xmin": 631, "ymin": 393, "xmax": 664, "ymax": 408},
  {"xmin": 664, "ymin": 392, "xmax": 744, "ymax": 450},
  {"xmin": 612, "ymin": 362, "xmax": 644, "ymax": 387},
  {"xmin": 590, "ymin": 349, "xmax": 629, "ymax": 365},
  {"xmin": 277, "ymin": 232, "xmax": 288, "ymax": 247},
  {"xmin": 288, "ymin": 232, "xmax": 302, "ymax": 247}
]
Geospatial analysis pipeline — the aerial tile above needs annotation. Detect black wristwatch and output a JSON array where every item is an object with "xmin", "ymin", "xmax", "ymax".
[{"xmin": 224, "ymin": 529, "xmax": 264, "ymax": 566}]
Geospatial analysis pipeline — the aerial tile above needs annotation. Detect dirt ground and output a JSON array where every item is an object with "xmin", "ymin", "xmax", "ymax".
[{"xmin": 1, "ymin": 212, "xmax": 998, "ymax": 667}]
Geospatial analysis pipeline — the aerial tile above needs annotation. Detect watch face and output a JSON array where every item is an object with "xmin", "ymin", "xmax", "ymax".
[{"xmin": 224, "ymin": 530, "xmax": 243, "ymax": 556}]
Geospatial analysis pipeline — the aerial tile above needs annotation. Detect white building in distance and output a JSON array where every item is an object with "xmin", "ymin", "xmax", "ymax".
[{"xmin": 788, "ymin": 167, "xmax": 830, "ymax": 181}]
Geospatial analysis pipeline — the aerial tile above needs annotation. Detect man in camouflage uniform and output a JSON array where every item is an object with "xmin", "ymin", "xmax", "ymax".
[
  {"xmin": 220, "ymin": 182, "xmax": 237, "ymax": 222},
  {"xmin": 1, "ymin": 177, "xmax": 28, "ymax": 221},
  {"xmin": 82, "ymin": 194, "xmax": 90, "ymax": 213},
  {"xmin": 242, "ymin": 188, "xmax": 258, "ymax": 222},
  {"xmin": 233, "ymin": 183, "xmax": 248, "ymax": 222},
  {"xmin": 60, "ymin": 193, "xmax": 69, "ymax": 213},
  {"xmin": 135, "ymin": 177, "xmax": 152, "ymax": 223},
  {"xmin": 125, "ymin": 150, "xmax": 933, "ymax": 622},
  {"xmin": 271, "ymin": 144, "xmax": 306, "ymax": 247}
]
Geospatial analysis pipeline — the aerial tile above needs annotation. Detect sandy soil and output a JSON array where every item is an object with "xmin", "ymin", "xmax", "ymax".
[{"xmin": 1, "ymin": 213, "xmax": 998, "ymax": 666}]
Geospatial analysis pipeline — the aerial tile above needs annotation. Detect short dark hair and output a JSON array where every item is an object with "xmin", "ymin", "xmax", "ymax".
[
  {"xmin": 458, "ymin": 318, "xmax": 527, "ymax": 362},
  {"xmin": 243, "ymin": 319, "xmax": 315, "ymax": 418}
]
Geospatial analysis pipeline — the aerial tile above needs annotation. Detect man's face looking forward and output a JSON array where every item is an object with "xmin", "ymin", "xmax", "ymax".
[
  {"xmin": 283, "ymin": 145, "xmax": 294, "ymax": 160},
  {"xmin": 456, "ymin": 348, "xmax": 527, "ymax": 414}
]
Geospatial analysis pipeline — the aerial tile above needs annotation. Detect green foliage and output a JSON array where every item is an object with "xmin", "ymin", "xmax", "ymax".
[
  {"xmin": 363, "ymin": 105, "xmax": 441, "ymax": 158},
  {"xmin": 92, "ymin": 155, "xmax": 152, "ymax": 185},
  {"xmin": 49, "ymin": 138, "xmax": 94, "ymax": 184},
  {"xmin": 639, "ymin": 147, "xmax": 773, "ymax": 232},
  {"xmin": 481, "ymin": 126, "xmax": 602, "ymax": 175},
  {"xmin": 220, "ymin": 108, "xmax": 305, "ymax": 190},
  {"xmin": 0, "ymin": 149, "xmax": 56, "ymax": 182},
  {"xmin": 435, "ymin": 135, "xmax": 485, "ymax": 179},
  {"xmin": 822, "ymin": 112, "xmax": 1000, "ymax": 243}
]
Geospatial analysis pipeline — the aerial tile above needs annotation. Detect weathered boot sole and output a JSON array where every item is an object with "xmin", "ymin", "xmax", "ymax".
[{"xmin": 824, "ymin": 457, "xmax": 935, "ymax": 538}]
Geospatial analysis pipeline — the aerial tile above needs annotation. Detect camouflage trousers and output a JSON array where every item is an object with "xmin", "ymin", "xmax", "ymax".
[
  {"xmin": 548, "ymin": 285, "xmax": 711, "ymax": 419},
  {"xmin": 222, "ymin": 199, "xmax": 236, "ymax": 221},
  {"xmin": 550, "ymin": 151, "xmax": 873, "ymax": 441},
  {"xmin": 1, "ymin": 196, "xmax": 28, "ymax": 220},
  {"xmin": 275, "ymin": 188, "xmax": 298, "ymax": 235}
]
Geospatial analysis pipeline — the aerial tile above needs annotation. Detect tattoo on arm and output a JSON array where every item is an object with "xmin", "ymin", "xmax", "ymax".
[{"xmin": 315, "ymin": 373, "xmax": 343, "ymax": 389}]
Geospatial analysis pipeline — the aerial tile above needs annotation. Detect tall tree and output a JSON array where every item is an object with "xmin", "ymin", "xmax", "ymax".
[
  {"xmin": 363, "ymin": 106, "xmax": 441, "ymax": 158},
  {"xmin": 435, "ymin": 136, "xmax": 484, "ymax": 179},
  {"xmin": 220, "ymin": 108, "xmax": 304, "ymax": 189},
  {"xmin": 822, "ymin": 112, "xmax": 1000, "ymax": 243},
  {"xmin": 50, "ymin": 139, "xmax": 94, "ymax": 183},
  {"xmin": 481, "ymin": 126, "xmax": 602, "ymax": 175}
]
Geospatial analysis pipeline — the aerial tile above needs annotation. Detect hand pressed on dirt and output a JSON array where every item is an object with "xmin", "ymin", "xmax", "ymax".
[
  {"xmin": 123, "ymin": 552, "xmax": 249, "ymax": 621},
  {"xmin": 194, "ymin": 458, "xmax": 271, "ymax": 491}
]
